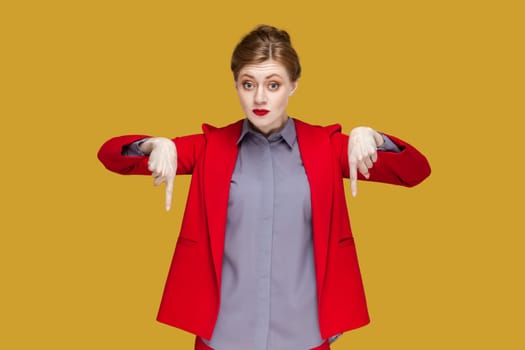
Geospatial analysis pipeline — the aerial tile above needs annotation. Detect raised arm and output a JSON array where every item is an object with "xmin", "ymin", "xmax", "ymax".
[
  {"xmin": 330, "ymin": 126, "xmax": 431, "ymax": 194},
  {"xmin": 97, "ymin": 133, "xmax": 205, "ymax": 210}
]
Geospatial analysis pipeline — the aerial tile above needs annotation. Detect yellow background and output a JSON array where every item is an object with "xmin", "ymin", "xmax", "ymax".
[{"xmin": 1, "ymin": 0, "xmax": 524, "ymax": 349}]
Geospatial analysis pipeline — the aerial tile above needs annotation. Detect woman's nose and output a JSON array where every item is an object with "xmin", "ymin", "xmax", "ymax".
[{"xmin": 254, "ymin": 87, "xmax": 267, "ymax": 105}]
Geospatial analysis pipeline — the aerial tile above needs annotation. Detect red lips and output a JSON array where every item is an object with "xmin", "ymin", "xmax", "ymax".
[{"xmin": 252, "ymin": 109, "xmax": 269, "ymax": 116}]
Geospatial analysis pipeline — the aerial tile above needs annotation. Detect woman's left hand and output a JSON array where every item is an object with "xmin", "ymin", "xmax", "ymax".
[{"xmin": 348, "ymin": 126, "xmax": 384, "ymax": 197}]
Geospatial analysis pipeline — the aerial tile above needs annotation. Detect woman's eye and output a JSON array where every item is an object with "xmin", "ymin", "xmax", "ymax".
[
  {"xmin": 268, "ymin": 82, "xmax": 280, "ymax": 90},
  {"xmin": 243, "ymin": 82, "xmax": 254, "ymax": 89}
]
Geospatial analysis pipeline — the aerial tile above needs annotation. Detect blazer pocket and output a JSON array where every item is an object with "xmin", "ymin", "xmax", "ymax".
[
  {"xmin": 338, "ymin": 236, "xmax": 355, "ymax": 247},
  {"xmin": 176, "ymin": 236, "xmax": 198, "ymax": 247}
]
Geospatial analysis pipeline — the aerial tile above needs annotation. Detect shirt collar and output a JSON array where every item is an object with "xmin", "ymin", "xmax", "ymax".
[{"xmin": 237, "ymin": 117, "xmax": 297, "ymax": 148}]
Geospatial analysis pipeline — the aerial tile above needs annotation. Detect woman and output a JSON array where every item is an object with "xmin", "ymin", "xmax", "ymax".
[{"xmin": 98, "ymin": 25, "xmax": 431, "ymax": 350}]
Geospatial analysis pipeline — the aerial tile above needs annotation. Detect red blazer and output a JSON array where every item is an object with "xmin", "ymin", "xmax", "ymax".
[{"xmin": 97, "ymin": 118, "xmax": 431, "ymax": 340}]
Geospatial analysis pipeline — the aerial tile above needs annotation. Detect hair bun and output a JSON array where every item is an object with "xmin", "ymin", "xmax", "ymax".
[{"xmin": 254, "ymin": 24, "xmax": 291, "ymax": 44}]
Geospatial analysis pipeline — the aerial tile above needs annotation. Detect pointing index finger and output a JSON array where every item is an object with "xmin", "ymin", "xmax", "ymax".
[
  {"xmin": 349, "ymin": 157, "xmax": 358, "ymax": 197},
  {"xmin": 165, "ymin": 175, "xmax": 174, "ymax": 211}
]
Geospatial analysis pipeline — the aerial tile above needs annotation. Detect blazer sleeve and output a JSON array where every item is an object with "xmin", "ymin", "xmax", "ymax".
[
  {"xmin": 97, "ymin": 133, "xmax": 206, "ymax": 176},
  {"xmin": 328, "ymin": 126, "xmax": 431, "ymax": 187}
]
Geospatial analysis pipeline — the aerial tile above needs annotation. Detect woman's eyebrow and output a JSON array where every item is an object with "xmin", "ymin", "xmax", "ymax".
[
  {"xmin": 239, "ymin": 73, "xmax": 255, "ymax": 79},
  {"xmin": 265, "ymin": 74, "xmax": 282, "ymax": 79}
]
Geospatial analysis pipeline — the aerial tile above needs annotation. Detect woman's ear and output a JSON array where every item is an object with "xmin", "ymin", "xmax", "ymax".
[{"xmin": 289, "ymin": 81, "xmax": 298, "ymax": 96}]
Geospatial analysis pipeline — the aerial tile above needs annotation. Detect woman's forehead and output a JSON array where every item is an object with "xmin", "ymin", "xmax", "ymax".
[{"xmin": 238, "ymin": 60, "xmax": 290, "ymax": 79}]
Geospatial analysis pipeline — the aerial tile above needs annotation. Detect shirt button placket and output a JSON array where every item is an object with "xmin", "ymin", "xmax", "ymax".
[{"xmin": 254, "ymin": 139, "xmax": 274, "ymax": 350}]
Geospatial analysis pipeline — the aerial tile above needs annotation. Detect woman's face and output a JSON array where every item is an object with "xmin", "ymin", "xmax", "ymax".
[{"xmin": 235, "ymin": 60, "xmax": 297, "ymax": 136}]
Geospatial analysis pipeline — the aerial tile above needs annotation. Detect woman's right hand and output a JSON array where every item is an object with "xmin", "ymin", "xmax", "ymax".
[{"xmin": 140, "ymin": 137, "xmax": 178, "ymax": 211}]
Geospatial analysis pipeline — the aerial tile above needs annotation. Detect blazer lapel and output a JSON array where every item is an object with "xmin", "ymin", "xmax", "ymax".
[
  {"xmin": 202, "ymin": 120, "xmax": 242, "ymax": 288},
  {"xmin": 294, "ymin": 119, "xmax": 334, "ymax": 294}
]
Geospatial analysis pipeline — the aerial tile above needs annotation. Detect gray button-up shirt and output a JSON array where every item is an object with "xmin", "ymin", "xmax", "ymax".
[{"xmin": 203, "ymin": 118, "xmax": 322, "ymax": 350}]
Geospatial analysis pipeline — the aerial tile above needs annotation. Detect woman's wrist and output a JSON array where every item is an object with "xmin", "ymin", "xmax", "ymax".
[
  {"xmin": 138, "ymin": 138, "xmax": 154, "ymax": 155},
  {"xmin": 373, "ymin": 131, "xmax": 385, "ymax": 148}
]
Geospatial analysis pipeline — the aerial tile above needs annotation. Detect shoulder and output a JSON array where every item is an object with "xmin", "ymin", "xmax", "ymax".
[
  {"xmin": 173, "ymin": 120, "xmax": 243, "ymax": 157},
  {"xmin": 293, "ymin": 118, "xmax": 343, "ymax": 138},
  {"xmin": 294, "ymin": 118, "xmax": 347, "ymax": 161},
  {"xmin": 202, "ymin": 119, "xmax": 243, "ymax": 137}
]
